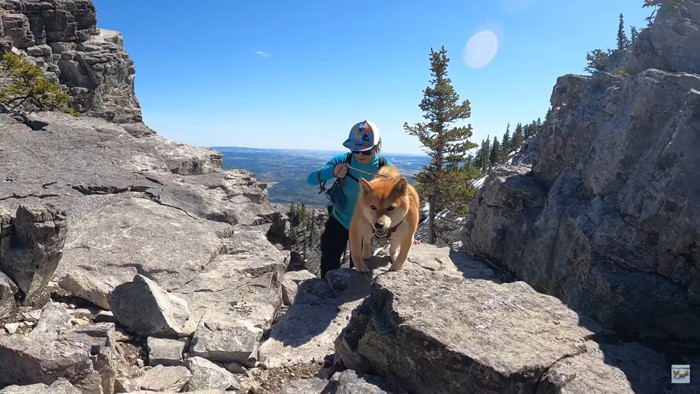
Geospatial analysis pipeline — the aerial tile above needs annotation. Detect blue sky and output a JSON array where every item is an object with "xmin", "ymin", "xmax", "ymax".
[{"xmin": 93, "ymin": 1, "xmax": 651, "ymax": 155}]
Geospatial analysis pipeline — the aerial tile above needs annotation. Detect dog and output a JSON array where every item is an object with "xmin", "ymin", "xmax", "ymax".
[{"xmin": 349, "ymin": 165, "xmax": 420, "ymax": 272}]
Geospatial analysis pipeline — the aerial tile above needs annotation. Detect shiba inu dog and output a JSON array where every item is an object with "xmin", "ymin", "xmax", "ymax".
[{"xmin": 349, "ymin": 165, "xmax": 420, "ymax": 272}]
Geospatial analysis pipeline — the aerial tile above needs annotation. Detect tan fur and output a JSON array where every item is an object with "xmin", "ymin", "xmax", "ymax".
[{"xmin": 349, "ymin": 165, "xmax": 420, "ymax": 272}]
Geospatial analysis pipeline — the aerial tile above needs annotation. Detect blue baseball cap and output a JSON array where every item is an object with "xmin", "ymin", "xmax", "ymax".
[{"xmin": 343, "ymin": 120, "xmax": 381, "ymax": 151}]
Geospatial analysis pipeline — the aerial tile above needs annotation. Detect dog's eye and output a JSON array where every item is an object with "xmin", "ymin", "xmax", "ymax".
[
  {"xmin": 387, "ymin": 206, "xmax": 395, "ymax": 211},
  {"xmin": 370, "ymin": 205, "xmax": 376, "ymax": 210}
]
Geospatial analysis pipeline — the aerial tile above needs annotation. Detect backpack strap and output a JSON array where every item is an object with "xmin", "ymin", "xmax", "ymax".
[
  {"xmin": 345, "ymin": 152, "xmax": 360, "ymax": 182},
  {"xmin": 316, "ymin": 171, "xmax": 327, "ymax": 194}
]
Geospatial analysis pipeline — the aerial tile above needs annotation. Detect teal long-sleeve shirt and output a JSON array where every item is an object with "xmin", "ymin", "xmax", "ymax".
[{"xmin": 307, "ymin": 153, "xmax": 392, "ymax": 230}]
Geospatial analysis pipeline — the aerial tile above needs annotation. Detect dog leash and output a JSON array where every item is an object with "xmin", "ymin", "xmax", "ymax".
[{"xmin": 346, "ymin": 165, "xmax": 393, "ymax": 178}]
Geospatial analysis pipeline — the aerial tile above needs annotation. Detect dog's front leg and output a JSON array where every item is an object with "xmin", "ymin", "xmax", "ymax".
[
  {"xmin": 389, "ymin": 233, "xmax": 413, "ymax": 271},
  {"xmin": 350, "ymin": 233, "xmax": 369, "ymax": 273}
]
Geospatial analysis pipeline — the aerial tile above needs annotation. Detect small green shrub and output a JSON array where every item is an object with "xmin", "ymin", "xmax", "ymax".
[{"xmin": 0, "ymin": 52, "xmax": 77, "ymax": 116}]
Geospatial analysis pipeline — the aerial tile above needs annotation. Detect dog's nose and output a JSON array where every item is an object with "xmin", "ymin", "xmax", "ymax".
[{"xmin": 374, "ymin": 221, "xmax": 384, "ymax": 230}]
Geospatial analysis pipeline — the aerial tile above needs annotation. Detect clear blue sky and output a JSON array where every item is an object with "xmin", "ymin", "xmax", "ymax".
[{"xmin": 92, "ymin": 0, "xmax": 651, "ymax": 155}]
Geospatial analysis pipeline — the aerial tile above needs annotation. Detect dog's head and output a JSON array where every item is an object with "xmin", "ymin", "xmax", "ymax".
[{"xmin": 358, "ymin": 176, "xmax": 411, "ymax": 236}]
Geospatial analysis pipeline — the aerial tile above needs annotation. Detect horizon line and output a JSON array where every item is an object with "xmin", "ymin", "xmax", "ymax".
[{"xmin": 210, "ymin": 145, "xmax": 431, "ymax": 157}]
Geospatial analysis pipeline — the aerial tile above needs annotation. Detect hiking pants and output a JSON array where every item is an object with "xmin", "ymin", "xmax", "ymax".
[{"xmin": 320, "ymin": 214, "xmax": 352, "ymax": 278}]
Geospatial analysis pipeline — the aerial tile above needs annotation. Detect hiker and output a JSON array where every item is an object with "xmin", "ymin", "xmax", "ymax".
[{"xmin": 306, "ymin": 120, "xmax": 392, "ymax": 278}]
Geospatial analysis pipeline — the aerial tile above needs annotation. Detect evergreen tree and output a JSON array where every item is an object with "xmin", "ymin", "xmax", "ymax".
[
  {"xmin": 478, "ymin": 136, "xmax": 491, "ymax": 172},
  {"xmin": 584, "ymin": 49, "xmax": 611, "ymax": 73},
  {"xmin": 617, "ymin": 14, "xmax": 632, "ymax": 50},
  {"xmin": 630, "ymin": 25, "xmax": 639, "ymax": 45},
  {"xmin": 513, "ymin": 123, "xmax": 525, "ymax": 149},
  {"xmin": 289, "ymin": 202, "xmax": 298, "ymax": 226},
  {"xmin": 0, "ymin": 52, "xmax": 77, "ymax": 115},
  {"xmin": 307, "ymin": 214, "xmax": 317, "ymax": 249},
  {"xmin": 474, "ymin": 137, "xmax": 491, "ymax": 172},
  {"xmin": 404, "ymin": 46, "xmax": 478, "ymax": 244},
  {"xmin": 489, "ymin": 137, "xmax": 501, "ymax": 167},
  {"xmin": 501, "ymin": 124, "xmax": 511, "ymax": 159}
]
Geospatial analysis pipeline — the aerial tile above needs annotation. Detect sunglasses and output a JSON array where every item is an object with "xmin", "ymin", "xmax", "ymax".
[{"xmin": 352, "ymin": 150, "xmax": 374, "ymax": 156}]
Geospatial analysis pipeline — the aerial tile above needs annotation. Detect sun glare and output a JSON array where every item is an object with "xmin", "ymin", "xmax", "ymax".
[{"xmin": 463, "ymin": 30, "xmax": 500, "ymax": 68}]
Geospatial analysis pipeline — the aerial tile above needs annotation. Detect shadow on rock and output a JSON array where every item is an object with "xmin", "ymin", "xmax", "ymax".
[{"xmin": 258, "ymin": 256, "xmax": 390, "ymax": 369}]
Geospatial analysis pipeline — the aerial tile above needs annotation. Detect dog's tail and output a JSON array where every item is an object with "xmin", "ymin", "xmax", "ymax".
[{"xmin": 376, "ymin": 165, "xmax": 400, "ymax": 179}]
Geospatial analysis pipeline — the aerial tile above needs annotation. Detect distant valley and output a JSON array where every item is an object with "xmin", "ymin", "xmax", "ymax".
[{"xmin": 214, "ymin": 146, "xmax": 430, "ymax": 208}]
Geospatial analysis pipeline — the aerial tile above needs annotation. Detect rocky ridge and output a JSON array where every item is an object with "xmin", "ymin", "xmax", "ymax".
[{"xmin": 464, "ymin": 0, "xmax": 699, "ymax": 375}]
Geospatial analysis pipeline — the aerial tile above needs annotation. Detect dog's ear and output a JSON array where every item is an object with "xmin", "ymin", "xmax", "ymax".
[
  {"xmin": 394, "ymin": 177, "xmax": 408, "ymax": 194},
  {"xmin": 360, "ymin": 178, "xmax": 372, "ymax": 193}
]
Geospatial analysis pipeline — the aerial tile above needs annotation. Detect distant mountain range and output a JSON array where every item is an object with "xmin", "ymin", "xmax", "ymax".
[{"xmin": 214, "ymin": 146, "xmax": 430, "ymax": 208}]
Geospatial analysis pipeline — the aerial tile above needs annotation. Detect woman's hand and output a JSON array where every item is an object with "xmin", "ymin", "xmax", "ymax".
[{"xmin": 333, "ymin": 163, "xmax": 349, "ymax": 178}]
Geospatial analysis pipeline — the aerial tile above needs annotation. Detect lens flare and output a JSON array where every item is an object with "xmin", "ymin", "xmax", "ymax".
[{"xmin": 463, "ymin": 30, "xmax": 499, "ymax": 69}]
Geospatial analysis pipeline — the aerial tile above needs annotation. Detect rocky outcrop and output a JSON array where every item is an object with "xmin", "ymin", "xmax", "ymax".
[
  {"xmin": 0, "ymin": 108, "xmax": 289, "ymax": 392},
  {"xmin": 0, "ymin": 0, "xmax": 142, "ymax": 123},
  {"xmin": 617, "ymin": 0, "xmax": 700, "ymax": 75},
  {"xmin": 464, "ymin": 0, "xmax": 700, "ymax": 345},
  {"xmin": 334, "ymin": 247, "xmax": 669, "ymax": 394}
]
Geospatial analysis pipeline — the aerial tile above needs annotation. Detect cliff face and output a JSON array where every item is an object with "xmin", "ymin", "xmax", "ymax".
[
  {"xmin": 464, "ymin": 0, "xmax": 700, "ymax": 344},
  {"xmin": 0, "ymin": 0, "xmax": 142, "ymax": 123}
]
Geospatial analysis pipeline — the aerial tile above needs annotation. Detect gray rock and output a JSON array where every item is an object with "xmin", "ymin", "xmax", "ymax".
[
  {"xmin": 280, "ymin": 269, "xmax": 318, "ymax": 305},
  {"xmin": 0, "ymin": 329, "xmax": 101, "ymax": 391},
  {"xmin": 0, "ymin": 378, "xmax": 81, "ymax": 393},
  {"xmin": 537, "ymin": 341, "xmax": 667, "ymax": 394},
  {"xmin": 133, "ymin": 365, "xmax": 191, "ymax": 393},
  {"xmin": 147, "ymin": 337, "xmax": 186, "ymax": 367},
  {"xmin": 184, "ymin": 356, "xmax": 241, "ymax": 391},
  {"xmin": 189, "ymin": 313, "xmax": 262, "ymax": 364},
  {"xmin": 0, "ymin": 205, "xmax": 67, "ymax": 301},
  {"xmin": 281, "ymin": 377, "xmax": 328, "ymax": 394},
  {"xmin": 109, "ymin": 274, "xmax": 190, "ymax": 338},
  {"xmin": 0, "ymin": 271, "xmax": 17, "ymax": 319},
  {"xmin": 33, "ymin": 302, "xmax": 72, "ymax": 334},
  {"xmin": 323, "ymin": 370, "xmax": 403, "ymax": 394},
  {"xmin": 335, "ymin": 266, "xmax": 610, "ymax": 393},
  {"xmin": 58, "ymin": 271, "xmax": 111, "ymax": 310},
  {"xmin": 620, "ymin": 0, "xmax": 700, "ymax": 75}
]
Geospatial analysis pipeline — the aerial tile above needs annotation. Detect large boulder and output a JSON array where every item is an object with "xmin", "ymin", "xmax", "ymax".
[{"xmin": 335, "ymin": 260, "xmax": 669, "ymax": 393}]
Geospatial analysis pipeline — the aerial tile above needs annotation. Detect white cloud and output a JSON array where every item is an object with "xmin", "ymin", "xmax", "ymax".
[{"xmin": 254, "ymin": 50, "xmax": 271, "ymax": 58}]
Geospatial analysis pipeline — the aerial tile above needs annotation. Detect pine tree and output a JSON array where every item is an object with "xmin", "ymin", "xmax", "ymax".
[
  {"xmin": 404, "ymin": 46, "xmax": 478, "ymax": 244},
  {"xmin": 0, "ymin": 52, "xmax": 77, "ymax": 115},
  {"xmin": 617, "ymin": 14, "xmax": 632, "ymax": 50},
  {"xmin": 630, "ymin": 26, "xmax": 639, "ymax": 45},
  {"xmin": 585, "ymin": 49, "xmax": 611, "ymax": 73},
  {"xmin": 289, "ymin": 202, "xmax": 297, "ymax": 226},
  {"xmin": 513, "ymin": 123, "xmax": 525, "ymax": 149},
  {"xmin": 481, "ymin": 136, "xmax": 491, "ymax": 172},
  {"xmin": 489, "ymin": 137, "xmax": 501, "ymax": 167},
  {"xmin": 308, "ymin": 214, "xmax": 318, "ymax": 247},
  {"xmin": 501, "ymin": 124, "xmax": 511, "ymax": 159}
]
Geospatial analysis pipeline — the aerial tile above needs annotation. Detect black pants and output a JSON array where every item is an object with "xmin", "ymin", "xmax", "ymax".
[{"xmin": 320, "ymin": 214, "xmax": 352, "ymax": 278}]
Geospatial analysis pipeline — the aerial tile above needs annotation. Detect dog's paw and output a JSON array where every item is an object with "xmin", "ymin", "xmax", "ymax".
[
  {"xmin": 388, "ymin": 264, "xmax": 402, "ymax": 271},
  {"xmin": 355, "ymin": 265, "xmax": 370, "ymax": 273}
]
